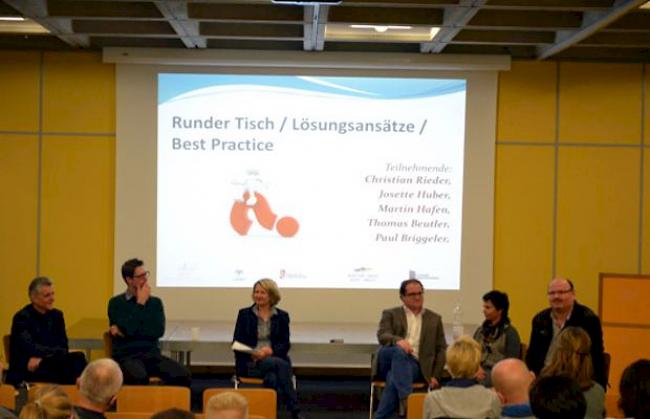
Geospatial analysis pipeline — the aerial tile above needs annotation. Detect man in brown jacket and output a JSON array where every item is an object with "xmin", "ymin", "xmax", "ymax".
[{"xmin": 374, "ymin": 279, "xmax": 447, "ymax": 419}]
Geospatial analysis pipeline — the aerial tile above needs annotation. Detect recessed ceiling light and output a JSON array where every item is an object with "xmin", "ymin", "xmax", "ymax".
[
  {"xmin": 326, "ymin": 24, "xmax": 438, "ymax": 42},
  {"xmin": 0, "ymin": 16, "xmax": 25, "ymax": 21},
  {"xmin": 350, "ymin": 25, "xmax": 413, "ymax": 33},
  {"xmin": 641, "ymin": 0, "xmax": 650, "ymax": 8},
  {"xmin": 0, "ymin": 17, "xmax": 49, "ymax": 34}
]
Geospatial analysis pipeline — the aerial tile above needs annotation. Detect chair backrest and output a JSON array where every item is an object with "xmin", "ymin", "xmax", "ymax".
[
  {"xmin": 117, "ymin": 385, "xmax": 190, "ymax": 412},
  {"xmin": 103, "ymin": 331, "xmax": 113, "ymax": 358},
  {"xmin": 203, "ymin": 388, "xmax": 276, "ymax": 419},
  {"xmin": 106, "ymin": 413, "xmax": 151, "ymax": 419},
  {"xmin": 603, "ymin": 351, "xmax": 611, "ymax": 388},
  {"xmin": 519, "ymin": 342, "xmax": 528, "ymax": 360},
  {"xmin": 406, "ymin": 392, "xmax": 426, "ymax": 419},
  {"xmin": 28, "ymin": 384, "xmax": 81, "ymax": 405},
  {"xmin": 2, "ymin": 335, "xmax": 10, "ymax": 365},
  {"xmin": 196, "ymin": 415, "xmax": 265, "ymax": 419},
  {"xmin": 0, "ymin": 384, "xmax": 16, "ymax": 410}
]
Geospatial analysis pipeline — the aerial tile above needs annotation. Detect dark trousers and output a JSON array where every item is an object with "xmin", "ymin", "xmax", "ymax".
[
  {"xmin": 116, "ymin": 352, "xmax": 191, "ymax": 387},
  {"xmin": 374, "ymin": 346, "xmax": 423, "ymax": 419},
  {"xmin": 27, "ymin": 352, "xmax": 87, "ymax": 384},
  {"xmin": 244, "ymin": 356, "xmax": 299, "ymax": 414}
]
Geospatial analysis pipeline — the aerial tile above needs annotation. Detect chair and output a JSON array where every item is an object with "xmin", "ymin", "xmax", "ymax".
[
  {"xmin": 103, "ymin": 332, "xmax": 162, "ymax": 385},
  {"xmin": 369, "ymin": 350, "xmax": 429, "ymax": 419},
  {"xmin": 203, "ymin": 388, "xmax": 276, "ymax": 419},
  {"xmin": 3, "ymin": 335, "xmax": 10, "ymax": 366},
  {"xmin": 0, "ymin": 384, "xmax": 16, "ymax": 410},
  {"xmin": 103, "ymin": 331, "xmax": 113, "ymax": 358},
  {"xmin": 603, "ymin": 351, "xmax": 611, "ymax": 389},
  {"xmin": 106, "ymin": 413, "xmax": 152, "ymax": 419},
  {"xmin": 233, "ymin": 375, "xmax": 264, "ymax": 389},
  {"xmin": 369, "ymin": 380, "xmax": 427, "ymax": 419},
  {"xmin": 28, "ymin": 384, "xmax": 81, "ymax": 404},
  {"xmin": 249, "ymin": 416, "xmax": 267, "ymax": 419},
  {"xmin": 406, "ymin": 392, "xmax": 427, "ymax": 419},
  {"xmin": 233, "ymin": 374, "xmax": 297, "ymax": 390},
  {"xmin": 116, "ymin": 385, "xmax": 190, "ymax": 412}
]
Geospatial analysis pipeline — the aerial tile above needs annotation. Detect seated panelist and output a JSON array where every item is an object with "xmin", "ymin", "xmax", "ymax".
[
  {"xmin": 473, "ymin": 290, "xmax": 521, "ymax": 386},
  {"xmin": 108, "ymin": 258, "xmax": 190, "ymax": 387},
  {"xmin": 232, "ymin": 278, "xmax": 304, "ymax": 419},
  {"xmin": 6, "ymin": 277, "xmax": 87, "ymax": 385}
]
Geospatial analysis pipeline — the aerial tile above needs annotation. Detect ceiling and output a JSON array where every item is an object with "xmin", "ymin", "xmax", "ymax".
[{"xmin": 1, "ymin": 0, "xmax": 649, "ymax": 62}]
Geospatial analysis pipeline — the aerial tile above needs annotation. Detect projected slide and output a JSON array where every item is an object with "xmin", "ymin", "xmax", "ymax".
[{"xmin": 157, "ymin": 74, "xmax": 466, "ymax": 289}]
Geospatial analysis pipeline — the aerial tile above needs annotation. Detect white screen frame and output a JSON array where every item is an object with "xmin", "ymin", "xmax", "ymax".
[{"xmin": 110, "ymin": 49, "xmax": 506, "ymax": 325}]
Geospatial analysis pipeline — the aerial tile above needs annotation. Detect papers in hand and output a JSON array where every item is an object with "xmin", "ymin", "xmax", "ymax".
[{"xmin": 232, "ymin": 341, "xmax": 255, "ymax": 354}]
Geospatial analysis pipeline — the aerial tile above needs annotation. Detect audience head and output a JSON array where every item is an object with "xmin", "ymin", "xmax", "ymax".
[
  {"xmin": 206, "ymin": 392, "xmax": 248, "ymax": 419},
  {"xmin": 151, "ymin": 409, "xmax": 195, "ymax": 419},
  {"xmin": 541, "ymin": 326, "xmax": 593, "ymax": 390},
  {"xmin": 19, "ymin": 385, "xmax": 74, "ymax": 419},
  {"xmin": 28, "ymin": 277, "xmax": 55, "ymax": 313},
  {"xmin": 529, "ymin": 375, "xmax": 586, "ymax": 419},
  {"xmin": 547, "ymin": 277, "xmax": 576, "ymax": 313},
  {"xmin": 78, "ymin": 358, "xmax": 123, "ymax": 409},
  {"xmin": 491, "ymin": 358, "xmax": 535, "ymax": 405},
  {"xmin": 252, "ymin": 278, "xmax": 281, "ymax": 306},
  {"xmin": 481, "ymin": 290, "xmax": 510, "ymax": 324},
  {"xmin": 446, "ymin": 335, "xmax": 481, "ymax": 379},
  {"xmin": 618, "ymin": 359, "xmax": 650, "ymax": 419}
]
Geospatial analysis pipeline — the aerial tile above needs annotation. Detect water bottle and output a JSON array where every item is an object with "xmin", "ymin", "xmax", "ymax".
[{"xmin": 452, "ymin": 301, "xmax": 464, "ymax": 340}]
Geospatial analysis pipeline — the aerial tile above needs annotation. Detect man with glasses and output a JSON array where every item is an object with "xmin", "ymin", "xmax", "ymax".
[
  {"xmin": 373, "ymin": 279, "xmax": 447, "ymax": 419},
  {"xmin": 525, "ymin": 277, "xmax": 605, "ymax": 387},
  {"xmin": 6, "ymin": 276, "xmax": 87, "ymax": 385},
  {"xmin": 108, "ymin": 258, "xmax": 190, "ymax": 386}
]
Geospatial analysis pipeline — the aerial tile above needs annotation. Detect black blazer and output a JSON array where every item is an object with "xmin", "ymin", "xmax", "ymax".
[{"xmin": 232, "ymin": 305, "xmax": 291, "ymax": 374}]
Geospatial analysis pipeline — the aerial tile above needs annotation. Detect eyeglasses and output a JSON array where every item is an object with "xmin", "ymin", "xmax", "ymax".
[
  {"xmin": 404, "ymin": 291, "xmax": 424, "ymax": 298},
  {"xmin": 133, "ymin": 271, "xmax": 150, "ymax": 279},
  {"xmin": 547, "ymin": 289, "xmax": 572, "ymax": 296}
]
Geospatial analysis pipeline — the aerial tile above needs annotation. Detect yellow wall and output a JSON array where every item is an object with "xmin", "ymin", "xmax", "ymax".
[
  {"xmin": 0, "ymin": 52, "xmax": 647, "ymax": 364},
  {"xmin": 0, "ymin": 52, "xmax": 115, "ymax": 364},
  {"xmin": 495, "ymin": 61, "xmax": 649, "ymax": 345}
]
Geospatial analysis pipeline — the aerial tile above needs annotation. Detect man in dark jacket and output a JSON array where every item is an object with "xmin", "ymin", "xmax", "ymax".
[
  {"xmin": 525, "ymin": 278, "xmax": 606, "ymax": 388},
  {"xmin": 107, "ymin": 258, "xmax": 190, "ymax": 386},
  {"xmin": 6, "ymin": 277, "xmax": 86, "ymax": 385}
]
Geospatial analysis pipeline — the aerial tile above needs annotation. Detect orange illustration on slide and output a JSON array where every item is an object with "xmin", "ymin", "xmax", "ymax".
[{"xmin": 230, "ymin": 191, "xmax": 300, "ymax": 237}]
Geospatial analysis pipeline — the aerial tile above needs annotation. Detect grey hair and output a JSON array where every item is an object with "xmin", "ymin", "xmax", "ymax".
[
  {"xmin": 28, "ymin": 277, "xmax": 52, "ymax": 298},
  {"xmin": 79, "ymin": 358, "xmax": 123, "ymax": 407}
]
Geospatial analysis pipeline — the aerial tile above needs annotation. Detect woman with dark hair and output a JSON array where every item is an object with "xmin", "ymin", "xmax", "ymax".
[
  {"xmin": 232, "ymin": 278, "xmax": 303, "ymax": 419},
  {"xmin": 541, "ymin": 327, "xmax": 604, "ymax": 419},
  {"xmin": 473, "ymin": 290, "xmax": 521, "ymax": 386},
  {"xmin": 618, "ymin": 359, "xmax": 650, "ymax": 419}
]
